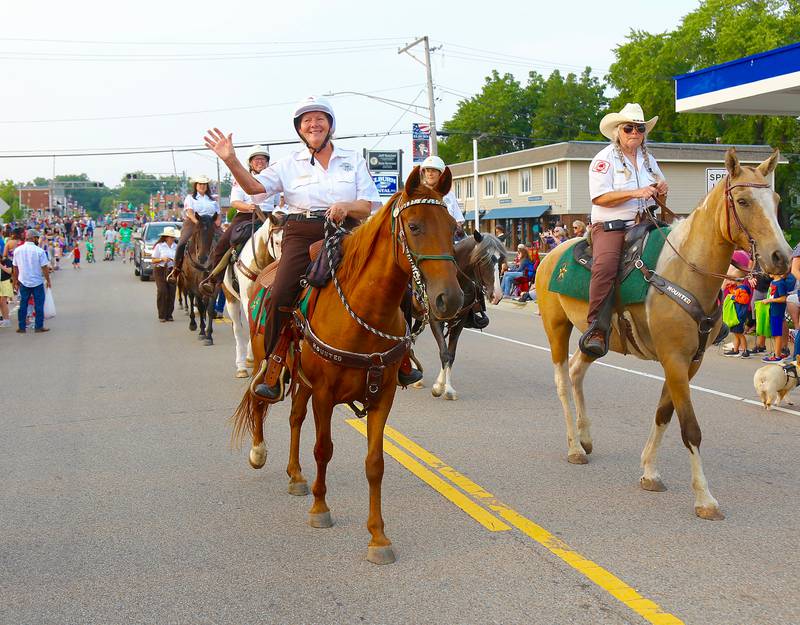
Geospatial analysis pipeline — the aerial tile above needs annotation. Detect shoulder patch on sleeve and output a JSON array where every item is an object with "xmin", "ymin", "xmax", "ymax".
[{"xmin": 592, "ymin": 160, "xmax": 610, "ymax": 174}]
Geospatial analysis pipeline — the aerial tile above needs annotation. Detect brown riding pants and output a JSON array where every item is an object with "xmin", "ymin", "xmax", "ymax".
[
  {"xmin": 587, "ymin": 222, "xmax": 626, "ymax": 324},
  {"xmin": 263, "ymin": 218, "xmax": 325, "ymax": 354},
  {"xmin": 153, "ymin": 266, "xmax": 176, "ymax": 320},
  {"xmin": 210, "ymin": 211, "xmax": 255, "ymax": 271}
]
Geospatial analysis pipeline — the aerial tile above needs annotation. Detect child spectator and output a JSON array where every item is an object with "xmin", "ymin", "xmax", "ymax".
[
  {"xmin": 72, "ymin": 242, "xmax": 81, "ymax": 270},
  {"xmin": 761, "ymin": 271, "xmax": 796, "ymax": 362},
  {"xmin": 723, "ymin": 277, "xmax": 752, "ymax": 358}
]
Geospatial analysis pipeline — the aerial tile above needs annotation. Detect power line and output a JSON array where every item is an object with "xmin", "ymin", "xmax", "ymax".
[
  {"xmin": 0, "ymin": 84, "xmax": 425, "ymax": 124},
  {"xmin": 437, "ymin": 41, "xmax": 609, "ymax": 74},
  {"xmin": 0, "ymin": 36, "xmax": 410, "ymax": 46}
]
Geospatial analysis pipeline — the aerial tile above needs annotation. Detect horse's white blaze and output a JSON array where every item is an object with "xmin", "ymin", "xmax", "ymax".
[
  {"xmin": 640, "ymin": 420, "xmax": 669, "ymax": 481},
  {"xmin": 492, "ymin": 264, "xmax": 503, "ymax": 303},
  {"xmin": 751, "ymin": 188, "xmax": 790, "ymax": 256},
  {"xmin": 688, "ymin": 445, "xmax": 719, "ymax": 511}
]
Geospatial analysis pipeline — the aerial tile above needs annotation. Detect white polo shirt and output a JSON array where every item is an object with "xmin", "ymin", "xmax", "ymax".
[
  {"xmin": 588, "ymin": 143, "xmax": 664, "ymax": 223},
  {"xmin": 151, "ymin": 241, "xmax": 177, "ymax": 268},
  {"xmin": 12, "ymin": 241, "xmax": 49, "ymax": 288},
  {"xmin": 231, "ymin": 179, "xmax": 280, "ymax": 213},
  {"xmin": 443, "ymin": 189, "xmax": 465, "ymax": 224},
  {"xmin": 183, "ymin": 193, "xmax": 220, "ymax": 218},
  {"xmin": 254, "ymin": 145, "xmax": 381, "ymax": 215}
]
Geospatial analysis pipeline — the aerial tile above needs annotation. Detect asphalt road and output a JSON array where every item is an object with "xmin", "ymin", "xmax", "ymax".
[{"xmin": 2, "ymin": 254, "xmax": 798, "ymax": 625}]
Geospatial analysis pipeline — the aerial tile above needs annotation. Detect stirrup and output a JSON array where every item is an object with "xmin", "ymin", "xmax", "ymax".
[
  {"xmin": 578, "ymin": 325, "xmax": 609, "ymax": 358},
  {"xmin": 198, "ymin": 278, "xmax": 217, "ymax": 297},
  {"xmin": 167, "ymin": 268, "xmax": 180, "ymax": 284}
]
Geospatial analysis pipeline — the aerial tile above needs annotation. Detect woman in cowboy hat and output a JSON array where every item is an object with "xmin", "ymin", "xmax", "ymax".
[
  {"xmin": 579, "ymin": 102, "xmax": 669, "ymax": 358},
  {"xmin": 201, "ymin": 146, "xmax": 278, "ymax": 295},
  {"xmin": 151, "ymin": 226, "xmax": 180, "ymax": 321},
  {"xmin": 204, "ymin": 96, "xmax": 399, "ymax": 400},
  {"xmin": 169, "ymin": 175, "xmax": 220, "ymax": 282}
]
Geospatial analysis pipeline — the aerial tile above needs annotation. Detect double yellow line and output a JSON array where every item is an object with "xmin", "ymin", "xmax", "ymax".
[{"xmin": 347, "ymin": 419, "xmax": 684, "ymax": 625}]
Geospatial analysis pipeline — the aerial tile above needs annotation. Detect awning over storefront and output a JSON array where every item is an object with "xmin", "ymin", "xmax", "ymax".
[
  {"xmin": 484, "ymin": 205, "xmax": 551, "ymax": 219},
  {"xmin": 674, "ymin": 42, "xmax": 800, "ymax": 115}
]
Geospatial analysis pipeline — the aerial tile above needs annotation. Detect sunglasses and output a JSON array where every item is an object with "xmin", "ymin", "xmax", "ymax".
[{"xmin": 621, "ymin": 123, "xmax": 646, "ymax": 135}]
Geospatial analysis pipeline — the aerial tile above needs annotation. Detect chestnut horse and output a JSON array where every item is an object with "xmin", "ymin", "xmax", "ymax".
[
  {"xmin": 535, "ymin": 148, "xmax": 790, "ymax": 520},
  {"xmin": 232, "ymin": 167, "xmax": 463, "ymax": 564}
]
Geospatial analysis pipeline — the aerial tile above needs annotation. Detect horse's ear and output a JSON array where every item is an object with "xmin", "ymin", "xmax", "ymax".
[
  {"xmin": 473, "ymin": 230, "xmax": 483, "ymax": 243},
  {"xmin": 437, "ymin": 166, "xmax": 452, "ymax": 195},
  {"xmin": 725, "ymin": 147, "xmax": 742, "ymax": 178},
  {"xmin": 757, "ymin": 149, "xmax": 780, "ymax": 177},
  {"xmin": 405, "ymin": 166, "xmax": 422, "ymax": 195}
]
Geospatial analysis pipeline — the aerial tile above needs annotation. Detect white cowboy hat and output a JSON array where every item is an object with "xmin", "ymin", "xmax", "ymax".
[
  {"xmin": 192, "ymin": 175, "xmax": 211, "ymax": 184},
  {"xmin": 161, "ymin": 226, "xmax": 180, "ymax": 238},
  {"xmin": 247, "ymin": 145, "xmax": 270, "ymax": 161},
  {"xmin": 599, "ymin": 103, "xmax": 658, "ymax": 140}
]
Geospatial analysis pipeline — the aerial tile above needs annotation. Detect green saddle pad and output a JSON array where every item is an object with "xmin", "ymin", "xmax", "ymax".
[
  {"xmin": 249, "ymin": 286, "xmax": 314, "ymax": 335},
  {"xmin": 548, "ymin": 226, "xmax": 671, "ymax": 306}
]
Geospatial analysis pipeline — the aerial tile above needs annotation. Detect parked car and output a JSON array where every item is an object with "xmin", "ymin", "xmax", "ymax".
[{"xmin": 133, "ymin": 221, "xmax": 181, "ymax": 281}]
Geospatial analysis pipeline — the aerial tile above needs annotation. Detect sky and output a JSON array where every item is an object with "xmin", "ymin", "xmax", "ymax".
[{"xmin": 2, "ymin": 0, "xmax": 702, "ymax": 188}]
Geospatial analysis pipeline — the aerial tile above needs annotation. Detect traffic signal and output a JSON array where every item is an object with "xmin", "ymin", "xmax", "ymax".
[
  {"xmin": 125, "ymin": 173, "xmax": 139, "ymax": 181},
  {"xmin": 92, "ymin": 182, "xmax": 105, "ymax": 188}
]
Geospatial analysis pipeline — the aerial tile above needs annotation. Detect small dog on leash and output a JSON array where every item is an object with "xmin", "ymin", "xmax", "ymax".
[{"xmin": 753, "ymin": 360, "xmax": 799, "ymax": 409}]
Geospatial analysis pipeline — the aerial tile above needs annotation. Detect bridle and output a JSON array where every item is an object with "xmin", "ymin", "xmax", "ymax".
[
  {"xmin": 646, "ymin": 175, "xmax": 771, "ymax": 281},
  {"xmin": 326, "ymin": 195, "xmax": 455, "ymax": 343}
]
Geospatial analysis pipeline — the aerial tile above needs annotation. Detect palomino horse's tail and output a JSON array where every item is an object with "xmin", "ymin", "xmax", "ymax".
[{"xmin": 229, "ymin": 360, "xmax": 268, "ymax": 449}]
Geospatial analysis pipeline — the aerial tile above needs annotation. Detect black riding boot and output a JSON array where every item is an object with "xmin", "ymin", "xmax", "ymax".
[{"xmin": 578, "ymin": 292, "xmax": 615, "ymax": 358}]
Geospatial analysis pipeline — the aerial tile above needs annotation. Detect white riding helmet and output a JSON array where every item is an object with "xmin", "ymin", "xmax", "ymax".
[
  {"xmin": 421, "ymin": 155, "xmax": 446, "ymax": 173},
  {"xmin": 293, "ymin": 95, "xmax": 336, "ymax": 134},
  {"xmin": 247, "ymin": 145, "xmax": 270, "ymax": 162}
]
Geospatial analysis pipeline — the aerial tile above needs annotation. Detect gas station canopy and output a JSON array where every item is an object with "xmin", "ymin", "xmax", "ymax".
[{"xmin": 674, "ymin": 42, "xmax": 800, "ymax": 116}]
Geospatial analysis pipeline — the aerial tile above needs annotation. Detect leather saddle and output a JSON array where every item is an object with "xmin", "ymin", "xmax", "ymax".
[
  {"xmin": 255, "ymin": 240, "xmax": 324, "ymax": 292},
  {"xmin": 572, "ymin": 221, "xmax": 660, "ymax": 280}
]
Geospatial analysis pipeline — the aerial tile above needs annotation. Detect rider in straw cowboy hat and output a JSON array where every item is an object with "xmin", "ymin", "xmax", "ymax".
[
  {"xmin": 169, "ymin": 175, "xmax": 220, "ymax": 283},
  {"xmin": 205, "ymin": 96, "xmax": 429, "ymax": 400},
  {"xmin": 579, "ymin": 102, "xmax": 669, "ymax": 358}
]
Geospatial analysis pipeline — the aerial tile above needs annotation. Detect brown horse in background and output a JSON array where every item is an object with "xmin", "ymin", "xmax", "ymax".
[
  {"xmin": 232, "ymin": 167, "xmax": 463, "ymax": 564},
  {"xmin": 181, "ymin": 214, "xmax": 218, "ymax": 346},
  {"xmin": 535, "ymin": 149, "xmax": 790, "ymax": 520}
]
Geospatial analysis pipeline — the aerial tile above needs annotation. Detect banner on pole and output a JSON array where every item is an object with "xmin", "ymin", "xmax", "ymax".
[{"xmin": 412, "ymin": 123, "xmax": 431, "ymax": 163}]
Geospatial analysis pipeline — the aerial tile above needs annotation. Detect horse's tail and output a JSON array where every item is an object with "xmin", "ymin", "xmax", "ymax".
[{"xmin": 229, "ymin": 359, "xmax": 268, "ymax": 449}]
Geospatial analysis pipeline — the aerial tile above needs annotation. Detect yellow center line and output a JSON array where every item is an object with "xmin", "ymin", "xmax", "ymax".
[{"xmin": 347, "ymin": 418, "xmax": 684, "ymax": 625}]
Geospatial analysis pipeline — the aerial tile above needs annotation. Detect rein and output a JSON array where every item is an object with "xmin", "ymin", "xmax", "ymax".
[{"xmin": 645, "ymin": 175, "xmax": 769, "ymax": 281}]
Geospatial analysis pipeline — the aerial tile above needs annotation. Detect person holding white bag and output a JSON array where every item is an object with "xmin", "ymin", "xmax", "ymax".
[{"xmin": 12, "ymin": 230, "xmax": 52, "ymax": 334}]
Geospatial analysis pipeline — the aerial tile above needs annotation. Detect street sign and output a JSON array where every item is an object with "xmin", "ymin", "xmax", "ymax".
[
  {"xmin": 367, "ymin": 150, "xmax": 400, "ymax": 172},
  {"xmin": 706, "ymin": 168, "xmax": 727, "ymax": 193},
  {"xmin": 0, "ymin": 198, "xmax": 8, "ymax": 216},
  {"xmin": 372, "ymin": 174, "xmax": 398, "ymax": 196}
]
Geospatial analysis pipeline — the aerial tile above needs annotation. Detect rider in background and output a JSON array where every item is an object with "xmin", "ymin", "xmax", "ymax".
[
  {"xmin": 579, "ymin": 102, "xmax": 668, "ymax": 358},
  {"xmin": 204, "ymin": 95, "xmax": 384, "ymax": 399},
  {"xmin": 169, "ymin": 175, "xmax": 220, "ymax": 282},
  {"xmin": 420, "ymin": 156, "xmax": 465, "ymax": 239},
  {"xmin": 201, "ymin": 145, "xmax": 277, "ymax": 296}
]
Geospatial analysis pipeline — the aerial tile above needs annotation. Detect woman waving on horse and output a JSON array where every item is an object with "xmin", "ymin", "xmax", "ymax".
[
  {"xmin": 204, "ymin": 96, "xmax": 383, "ymax": 399},
  {"xmin": 579, "ymin": 103, "xmax": 669, "ymax": 357}
]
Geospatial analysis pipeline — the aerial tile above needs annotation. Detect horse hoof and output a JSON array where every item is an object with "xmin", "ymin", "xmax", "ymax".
[
  {"xmin": 248, "ymin": 443, "xmax": 267, "ymax": 469},
  {"xmin": 235, "ymin": 369, "xmax": 249, "ymax": 379},
  {"xmin": 444, "ymin": 390, "xmax": 458, "ymax": 401},
  {"xmin": 308, "ymin": 511, "xmax": 333, "ymax": 528},
  {"xmin": 695, "ymin": 505, "xmax": 725, "ymax": 521},
  {"xmin": 567, "ymin": 452, "xmax": 588, "ymax": 465},
  {"xmin": 197, "ymin": 333, "xmax": 206, "ymax": 339},
  {"xmin": 580, "ymin": 440, "xmax": 593, "ymax": 455},
  {"xmin": 412, "ymin": 380, "xmax": 425, "ymax": 389},
  {"xmin": 189, "ymin": 323, "xmax": 197, "ymax": 331},
  {"xmin": 366, "ymin": 545, "xmax": 396, "ymax": 565},
  {"xmin": 203, "ymin": 339, "xmax": 213, "ymax": 346},
  {"xmin": 245, "ymin": 358, "xmax": 255, "ymax": 366},
  {"xmin": 640, "ymin": 476, "xmax": 667, "ymax": 492},
  {"xmin": 431, "ymin": 385, "xmax": 444, "ymax": 398},
  {"xmin": 288, "ymin": 481, "xmax": 309, "ymax": 496}
]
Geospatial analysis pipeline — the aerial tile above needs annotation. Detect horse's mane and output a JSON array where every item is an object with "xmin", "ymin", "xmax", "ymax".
[
  {"xmin": 468, "ymin": 233, "xmax": 507, "ymax": 267},
  {"xmin": 336, "ymin": 193, "xmax": 399, "ymax": 283}
]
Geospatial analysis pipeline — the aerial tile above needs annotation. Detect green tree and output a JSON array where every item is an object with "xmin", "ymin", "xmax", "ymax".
[
  {"xmin": 0, "ymin": 180, "xmax": 22, "ymax": 223},
  {"xmin": 531, "ymin": 69, "xmax": 607, "ymax": 142}
]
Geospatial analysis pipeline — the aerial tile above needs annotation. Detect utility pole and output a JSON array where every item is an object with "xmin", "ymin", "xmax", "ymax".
[{"xmin": 398, "ymin": 35, "xmax": 440, "ymax": 156}]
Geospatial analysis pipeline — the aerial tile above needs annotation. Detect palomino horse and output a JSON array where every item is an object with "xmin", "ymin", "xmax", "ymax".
[
  {"xmin": 222, "ymin": 214, "xmax": 283, "ymax": 378},
  {"xmin": 232, "ymin": 166, "xmax": 463, "ymax": 564},
  {"xmin": 424, "ymin": 231, "xmax": 505, "ymax": 400},
  {"xmin": 181, "ymin": 214, "xmax": 218, "ymax": 346},
  {"xmin": 535, "ymin": 148, "xmax": 790, "ymax": 520}
]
